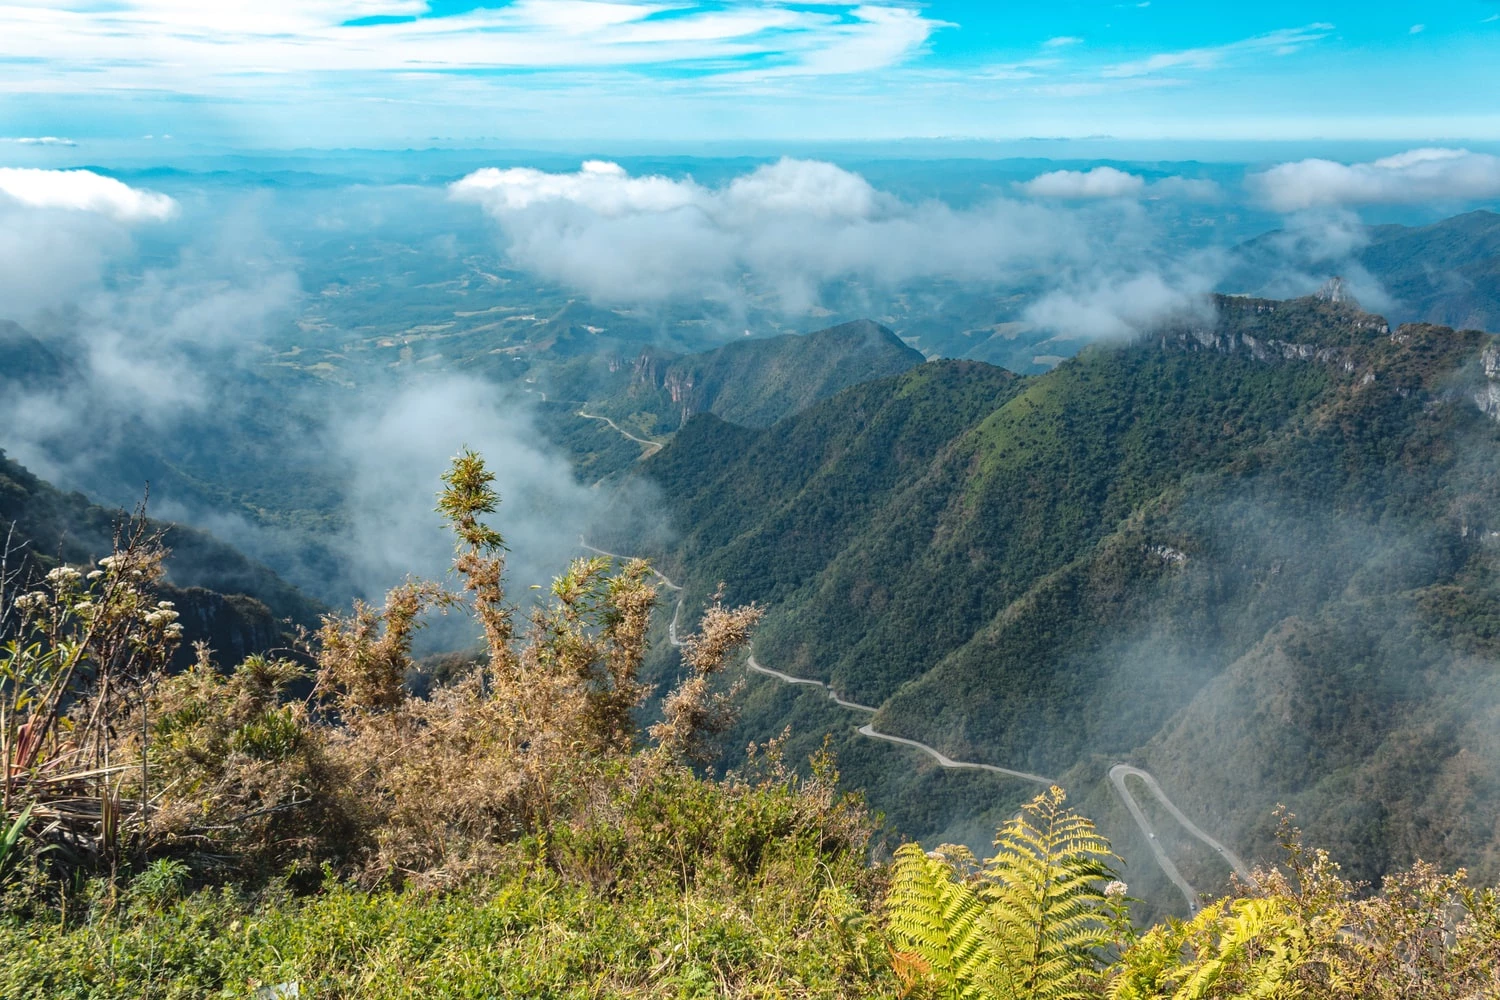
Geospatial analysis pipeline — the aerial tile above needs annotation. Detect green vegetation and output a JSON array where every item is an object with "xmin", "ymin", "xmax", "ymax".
[
  {"xmin": 552, "ymin": 319, "xmax": 926, "ymax": 442},
  {"xmin": 636, "ymin": 293, "xmax": 1500, "ymax": 912},
  {"xmin": 2, "ymin": 451, "xmax": 1496, "ymax": 996},
  {"xmin": 0, "ymin": 449, "xmax": 322, "ymax": 666}
]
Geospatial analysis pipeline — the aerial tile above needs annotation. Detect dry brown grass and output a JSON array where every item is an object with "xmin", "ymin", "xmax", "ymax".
[{"xmin": 0, "ymin": 450, "xmax": 768, "ymax": 891}]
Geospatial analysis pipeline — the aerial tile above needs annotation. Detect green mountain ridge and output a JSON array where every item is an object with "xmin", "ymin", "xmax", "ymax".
[
  {"xmin": 0, "ymin": 449, "xmax": 324, "ymax": 662},
  {"xmin": 632, "ymin": 292, "xmax": 1500, "ymax": 913},
  {"xmin": 1229, "ymin": 209, "xmax": 1500, "ymax": 332}
]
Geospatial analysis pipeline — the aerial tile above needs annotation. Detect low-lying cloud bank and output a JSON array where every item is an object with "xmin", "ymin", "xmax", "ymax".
[
  {"xmin": 0, "ymin": 169, "xmax": 622, "ymax": 610},
  {"xmin": 1019, "ymin": 166, "xmax": 1146, "ymax": 199},
  {"xmin": 1250, "ymin": 148, "xmax": 1500, "ymax": 211},
  {"xmin": 453, "ymin": 157, "xmax": 1087, "ymax": 312},
  {"xmin": 451, "ymin": 157, "xmax": 1222, "ymax": 334}
]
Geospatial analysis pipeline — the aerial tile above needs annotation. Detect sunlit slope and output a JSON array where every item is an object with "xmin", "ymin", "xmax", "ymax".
[
  {"xmin": 561, "ymin": 319, "xmax": 927, "ymax": 439},
  {"xmin": 644, "ymin": 292, "xmax": 1500, "ymax": 885}
]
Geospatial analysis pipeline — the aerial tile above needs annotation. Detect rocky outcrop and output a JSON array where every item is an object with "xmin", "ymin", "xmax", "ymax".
[
  {"xmin": 1474, "ymin": 343, "xmax": 1500, "ymax": 422},
  {"xmin": 160, "ymin": 585, "xmax": 289, "ymax": 669}
]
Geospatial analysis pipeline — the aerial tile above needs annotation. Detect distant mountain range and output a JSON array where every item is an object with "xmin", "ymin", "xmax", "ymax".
[
  {"xmin": 536, "ymin": 319, "xmax": 926, "ymax": 481},
  {"xmin": 629, "ymin": 291, "xmax": 1500, "ymax": 915},
  {"xmin": 557, "ymin": 319, "xmax": 924, "ymax": 433},
  {"xmin": 1227, "ymin": 209, "xmax": 1500, "ymax": 333}
]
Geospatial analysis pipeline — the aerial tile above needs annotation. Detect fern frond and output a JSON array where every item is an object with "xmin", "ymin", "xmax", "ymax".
[
  {"xmin": 980, "ymin": 786, "xmax": 1117, "ymax": 1000},
  {"xmin": 1109, "ymin": 897, "xmax": 1309, "ymax": 1000},
  {"xmin": 887, "ymin": 842, "xmax": 996, "ymax": 999}
]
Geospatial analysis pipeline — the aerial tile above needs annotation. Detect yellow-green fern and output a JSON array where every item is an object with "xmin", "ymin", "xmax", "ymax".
[
  {"xmin": 885, "ymin": 786, "xmax": 1117, "ymax": 1000},
  {"xmin": 1108, "ymin": 897, "xmax": 1310, "ymax": 1000}
]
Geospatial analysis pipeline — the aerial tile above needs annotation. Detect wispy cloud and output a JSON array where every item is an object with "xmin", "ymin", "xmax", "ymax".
[
  {"xmin": 0, "ymin": 1, "xmax": 940, "ymax": 95},
  {"xmin": 1409, "ymin": 23, "xmax": 1426, "ymax": 34},
  {"xmin": 4, "ymin": 136, "xmax": 76, "ymax": 146},
  {"xmin": 1044, "ymin": 36, "xmax": 1083, "ymax": 48},
  {"xmin": 1102, "ymin": 23, "xmax": 1334, "ymax": 78}
]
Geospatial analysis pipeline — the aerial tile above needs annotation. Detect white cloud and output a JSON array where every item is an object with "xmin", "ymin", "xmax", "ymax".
[
  {"xmin": 451, "ymin": 160, "xmax": 704, "ymax": 216},
  {"xmin": 1043, "ymin": 36, "xmax": 1083, "ymax": 48},
  {"xmin": 326, "ymin": 374, "xmax": 611, "ymax": 602},
  {"xmin": 0, "ymin": 1, "xmax": 938, "ymax": 95},
  {"xmin": 453, "ymin": 157, "xmax": 1093, "ymax": 310},
  {"xmin": 1409, "ymin": 23, "xmax": 1425, "ymax": 33},
  {"xmin": 0, "ymin": 168, "xmax": 177, "ymax": 222},
  {"xmin": 1249, "ymin": 148, "xmax": 1500, "ymax": 211},
  {"xmin": 1024, "ymin": 270, "xmax": 1215, "ymax": 340},
  {"xmin": 5, "ymin": 136, "xmax": 76, "ymax": 146},
  {"xmin": 1019, "ymin": 166, "xmax": 1146, "ymax": 199},
  {"xmin": 1103, "ymin": 23, "xmax": 1333, "ymax": 78}
]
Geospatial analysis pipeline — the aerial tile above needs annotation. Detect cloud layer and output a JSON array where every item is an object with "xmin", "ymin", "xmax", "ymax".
[
  {"xmin": 0, "ymin": 168, "xmax": 177, "ymax": 222},
  {"xmin": 1250, "ymin": 148, "xmax": 1500, "ymax": 211},
  {"xmin": 454, "ymin": 157, "xmax": 1238, "ymax": 323},
  {"xmin": 1020, "ymin": 166, "xmax": 1146, "ymax": 199}
]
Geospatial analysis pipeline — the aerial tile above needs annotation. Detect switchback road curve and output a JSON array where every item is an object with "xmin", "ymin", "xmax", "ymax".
[
  {"xmin": 576, "ymin": 411, "xmax": 665, "ymax": 458},
  {"xmin": 578, "ymin": 539, "xmax": 1250, "ymax": 910}
]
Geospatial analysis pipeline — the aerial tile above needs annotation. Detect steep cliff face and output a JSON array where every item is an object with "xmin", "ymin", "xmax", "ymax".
[
  {"xmin": 1475, "ymin": 343, "xmax": 1500, "ymax": 421},
  {"xmin": 158, "ymin": 586, "xmax": 290, "ymax": 669}
]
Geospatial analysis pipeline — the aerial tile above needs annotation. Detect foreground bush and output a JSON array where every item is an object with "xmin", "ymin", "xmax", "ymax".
[
  {"xmin": 1, "ymin": 759, "xmax": 887, "ymax": 999},
  {"xmin": 886, "ymin": 796, "xmax": 1500, "ymax": 1000}
]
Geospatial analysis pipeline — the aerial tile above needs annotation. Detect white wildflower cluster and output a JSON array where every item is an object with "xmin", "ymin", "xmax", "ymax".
[
  {"xmin": 46, "ymin": 566, "xmax": 82, "ymax": 588},
  {"xmin": 142, "ymin": 600, "xmax": 179, "ymax": 627},
  {"xmin": 13, "ymin": 591, "xmax": 49, "ymax": 615},
  {"xmin": 1104, "ymin": 880, "xmax": 1128, "ymax": 900},
  {"xmin": 142, "ymin": 600, "xmax": 184, "ymax": 642},
  {"xmin": 97, "ymin": 553, "xmax": 150, "ymax": 581}
]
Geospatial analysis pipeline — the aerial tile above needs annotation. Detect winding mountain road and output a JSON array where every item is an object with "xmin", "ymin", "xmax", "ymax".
[
  {"xmin": 578, "ymin": 538, "xmax": 1250, "ymax": 910},
  {"xmin": 1109, "ymin": 764, "xmax": 1257, "ymax": 912},
  {"xmin": 576, "ymin": 410, "xmax": 664, "ymax": 458}
]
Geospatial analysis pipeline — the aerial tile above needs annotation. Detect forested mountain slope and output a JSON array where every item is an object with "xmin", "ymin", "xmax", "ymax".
[
  {"xmin": 553, "ymin": 319, "xmax": 926, "ymax": 438},
  {"xmin": 637, "ymin": 292, "xmax": 1500, "ymax": 898},
  {"xmin": 0, "ymin": 450, "xmax": 322, "ymax": 661},
  {"xmin": 1229, "ymin": 209, "xmax": 1500, "ymax": 332}
]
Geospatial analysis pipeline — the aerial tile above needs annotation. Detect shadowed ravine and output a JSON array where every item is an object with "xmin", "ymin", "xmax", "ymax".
[{"xmin": 579, "ymin": 538, "xmax": 1248, "ymax": 912}]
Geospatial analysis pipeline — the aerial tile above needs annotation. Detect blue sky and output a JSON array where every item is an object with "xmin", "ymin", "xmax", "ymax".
[{"xmin": 0, "ymin": 0, "xmax": 1496, "ymax": 147}]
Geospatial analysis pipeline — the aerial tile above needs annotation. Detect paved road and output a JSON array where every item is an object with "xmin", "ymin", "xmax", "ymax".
[
  {"xmin": 1108, "ymin": 763, "xmax": 1258, "ymax": 912},
  {"xmin": 852, "ymin": 725, "xmax": 1054, "ymax": 786},
  {"xmin": 576, "ymin": 410, "xmax": 664, "ymax": 458},
  {"xmin": 579, "ymin": 538, "xmax": 1250, "ymax": 907}
]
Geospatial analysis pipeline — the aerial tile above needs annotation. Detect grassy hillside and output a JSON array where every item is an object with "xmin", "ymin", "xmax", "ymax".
[{"xmin": 636, "ymin": 292, "xmax": 1500, "ymax": 910}]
